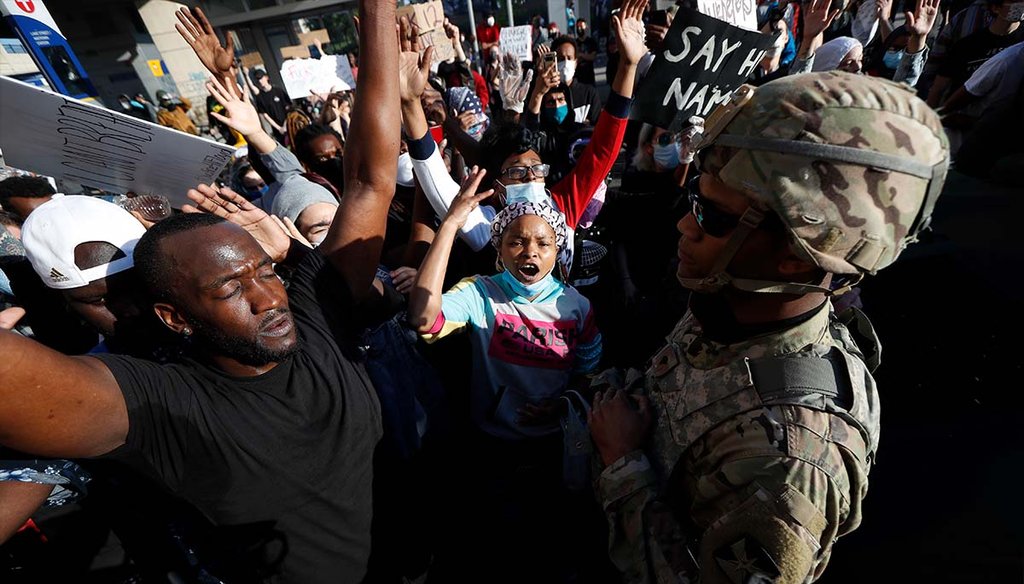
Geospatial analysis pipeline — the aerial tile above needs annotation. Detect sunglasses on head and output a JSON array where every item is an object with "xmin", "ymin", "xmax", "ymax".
[{"xmin": 686, "ymin": 177, "xmax": 741, "ymax": 237}]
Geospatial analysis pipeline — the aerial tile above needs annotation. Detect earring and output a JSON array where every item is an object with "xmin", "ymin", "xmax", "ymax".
[{"xmin": 182, "ymin": 327, "xmax": 192, "ymax": 336}]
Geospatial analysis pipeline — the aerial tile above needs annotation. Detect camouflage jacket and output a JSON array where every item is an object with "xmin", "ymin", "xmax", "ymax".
[{"xmin": 597, "ymin": 303, "xmax": 880, "ymax": 584}]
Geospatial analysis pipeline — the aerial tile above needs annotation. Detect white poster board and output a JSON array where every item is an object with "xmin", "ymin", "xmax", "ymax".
[
  {"xmin": 697, "ymin": 0, "xmax": 758, "ymax": 31},
  {"xmin": 280, "ymin": 55, "xmax": 355, "ymax": 100},
  {"xmin": 0, "ymin": 77, "xmax": 234, "ymax": 208},
  {"xmin": 500, "ymin": 25, "xmax": 533, "ymax": 61}
]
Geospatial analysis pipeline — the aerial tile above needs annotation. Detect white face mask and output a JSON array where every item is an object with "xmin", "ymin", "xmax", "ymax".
[
  {"xmin": 397, "ymin": 152, "xmax": 415, "ymax": 188},
  {"xmin": 486, "ymin": 16, "xmax": 495, "ymax": 26},
  {"xmin": 556, "ymin": 59, "xmax": 576, "ymax": 85}
]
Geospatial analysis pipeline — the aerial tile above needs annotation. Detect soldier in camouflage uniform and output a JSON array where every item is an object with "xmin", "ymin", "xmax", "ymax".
[{"xmin": 587, "ymin": 72, "xmax": 949, "ymax": 584}]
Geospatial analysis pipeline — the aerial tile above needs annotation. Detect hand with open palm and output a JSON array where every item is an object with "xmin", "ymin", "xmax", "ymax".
[
  {"xmin": 614, "ymin": 0, "xmax": 649, "ymax": 66},
  {"xmin": 176, "ymin": 7, "xmax": 235, "ymax": 81}
]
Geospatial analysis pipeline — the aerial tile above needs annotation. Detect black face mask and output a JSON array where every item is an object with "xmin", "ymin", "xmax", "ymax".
[{"xmin": 310, "ymin": 156, "xmax": 344, "ymax": 191}]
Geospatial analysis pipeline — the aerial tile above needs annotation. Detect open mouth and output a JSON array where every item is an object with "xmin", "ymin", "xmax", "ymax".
[{"xmin": 517, "ymin": 263, "xmax": 541, "ymax": 281}]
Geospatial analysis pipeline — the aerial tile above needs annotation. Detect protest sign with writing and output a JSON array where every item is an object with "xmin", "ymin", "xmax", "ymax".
[
  {"xmin": 633, "ymin": 7, "xmax": 775, "ymax": 132},
  {"xmin": 0, "ymin": 77, "xmax": 234, "ymax": 208},
  {"xmin": 697, "ymin": 0, "xmax": 758, "ymax": 31},
  {"xmin": 397, "ymin": 0, "xmax": 456, "ymax": 64},
  {"xmin": 500, "ymin": 25, "xmax": 533, "ymax": 61},
  {"xmin": 280, "ymin": 55, "xmax": 355, "ymax": 100}
]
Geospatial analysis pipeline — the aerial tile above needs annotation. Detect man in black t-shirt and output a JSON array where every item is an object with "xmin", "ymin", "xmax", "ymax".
[
  {"xmin": 253, "ymin": 69, "xmax": 291, "ymax": 141},
  {"xmin": 0, "ymin": 0, "xmax": 404, "ymax": 580}
]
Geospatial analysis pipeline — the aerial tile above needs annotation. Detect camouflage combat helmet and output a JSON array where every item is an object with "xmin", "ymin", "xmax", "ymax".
[{"xmin": 685, "ymin": 72, "xmax": 949, "ymax": 295}]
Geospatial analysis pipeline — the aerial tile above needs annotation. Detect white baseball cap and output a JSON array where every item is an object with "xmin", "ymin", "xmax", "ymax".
[{"xmin": 22, "ymin": 194, "xmax": 146, "ymax": 290}]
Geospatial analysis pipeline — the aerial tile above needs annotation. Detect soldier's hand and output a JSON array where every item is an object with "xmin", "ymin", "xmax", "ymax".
[{"xmin": 589, "ymin": 390, "xmax": 653, "ymax": 466}]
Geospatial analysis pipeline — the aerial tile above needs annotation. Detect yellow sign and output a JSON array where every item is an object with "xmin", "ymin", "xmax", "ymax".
[{"xmin": 147, "ymin": 59, "xmax": 164, "ymax": 77}]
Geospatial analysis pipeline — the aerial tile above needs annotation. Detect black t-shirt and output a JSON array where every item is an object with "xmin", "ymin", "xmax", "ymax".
[
  {"xmin": 569, "ymin": 80, "xmax": 602, "ymax": 126},
  {"xmin": 576, "ymin": 37, "xmax": 600, "ymax": 85},
  {"xmin": 255, "ymin": 86, "xmax": 291, "ymax": 127},
  {"xmin": 939, "ymin": 28, "xmax": 1024, "ymax": 86},
  {"xmin": 93, "ymin": 249, "xmax": 383, "ymax": 583}
]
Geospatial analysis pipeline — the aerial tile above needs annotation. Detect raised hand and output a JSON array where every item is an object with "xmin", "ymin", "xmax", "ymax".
[
  {"xmin": 906, "ymin": 0, "xmax": 940, "ymax": 38},
  {"xmin": 444, "ymin": 166, "xmax": 493, "ymax": 229},
  {"xmin": 497, "ymin": 52, "xmax": 534, "ymax": 110},
  {"xmin": 175, "ymin": 7, "xmax": 235, "ymax": 80},
  {"xmin": 645, "ymin": 11, "xmax": 672, "ymax": 52},
  {"xmin": 206, "ymin": 75, "xmax": 262, "ymax": 138},
  {"xmin": 802, "ymin": 0, "xmax": 842, "ymax": 42},
  {"xmin": 183, "ymin": 184, "xmax": 292, "ymax": 263},
  {"xmin": 398, "ymin": 16, "xmax": 434, "ymax": 103},
  {"xmin": 613, "ymin": 0, "xmax": 649, "ymax": 66},
  {"xmin": 875, "ymin": 0, "xmax": 894, "ymax": 20}
]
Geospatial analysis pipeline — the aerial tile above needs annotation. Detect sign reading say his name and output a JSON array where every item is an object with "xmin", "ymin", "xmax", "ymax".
[
  {"xmin": 0, "ymin": 77, "xmax": 234, "ymax": 208},
  {"xmin": 500, "ymin": 25, "xmax": 533, "ymax": 61},
  {"xmin": 698, "ymin": 0, "xmax": 758, "ymax": 31},
  {"xmin": 633, "ymin": 8, "xmax": 776, "ymax": 132}
]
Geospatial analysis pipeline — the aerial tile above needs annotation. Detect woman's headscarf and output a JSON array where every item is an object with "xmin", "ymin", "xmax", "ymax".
[
  {"xmin": 811, "ymin": 36, "xmax": 862, "ymax": 72},
  {"xmin": 490, "ymin": 200, "xmax": 569, "ymax": 266}
]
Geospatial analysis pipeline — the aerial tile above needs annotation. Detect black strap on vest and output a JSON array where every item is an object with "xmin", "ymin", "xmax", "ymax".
[{"xmin": 748, "ymin": 349, "xmax": 853, "ymax": 410}]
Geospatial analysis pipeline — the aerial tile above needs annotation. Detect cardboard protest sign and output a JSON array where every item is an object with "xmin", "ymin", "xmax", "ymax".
[
  {"xmin": 298, "ymin": 29, "xmax": 331, "ymax": 47},
  {"xmin": 280, "ymin": 55, "xmax": 355, "ymax": 100},
  {"xmin": 0, "ymin": 77, "xmax": 234, "ymax": 208},
  {"xmin": 698, "ymin": 0, "xmax": 758, "ymax": 31},
  {"xmin": 500, "ymin": 25, "xmax": 533, "ymax": 61},
  {"xmin": 633, "ymin": 7, "xmax": 776, "ymax": 132},
  {"xmin": 239, "ymin": 51, "xmax": 264, "ymax": 69},
  {"xmin": 419, "ymin": 28, "xmax": 457, "ymax": 63},
  {"xmin": 397, "ymin": 0, "xmax": 455, "ymax": 64}
]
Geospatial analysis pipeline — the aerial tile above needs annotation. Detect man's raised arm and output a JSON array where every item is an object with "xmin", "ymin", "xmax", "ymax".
[
  {"xmin": 319, "ymin": 0, "xmax": 405, "ymax": 303},
  {"xmin": 0, "ymin": 331, "xmax": 127, "ymax": 458}
]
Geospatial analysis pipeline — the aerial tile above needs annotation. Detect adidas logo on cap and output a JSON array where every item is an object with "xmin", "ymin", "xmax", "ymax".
[{"xmin": 49, "ymin": 268, "xmax": 70, "ymax": 283}]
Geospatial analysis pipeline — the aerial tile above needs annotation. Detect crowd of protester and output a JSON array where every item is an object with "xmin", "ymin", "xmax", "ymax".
[{"xmin": 0, "ymin": 0, "xmax": 1014, "ymax": 581}]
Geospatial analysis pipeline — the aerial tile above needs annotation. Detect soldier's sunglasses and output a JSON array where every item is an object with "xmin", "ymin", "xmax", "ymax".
[{"xmin": 686, "ymin": 177, "xmax": 741, "ymax": 237}]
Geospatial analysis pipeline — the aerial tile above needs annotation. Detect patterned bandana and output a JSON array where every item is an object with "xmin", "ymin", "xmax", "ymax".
[{"xmin": 490, "ymin": 200, "xmax": 568, "ymax": 257}]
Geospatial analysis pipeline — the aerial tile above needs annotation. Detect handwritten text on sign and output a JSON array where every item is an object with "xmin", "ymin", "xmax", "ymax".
[
  {"xmin": 697, "ymin": 0, "xmax": 758, "ymax": 31},
  {"xmin": 280, "ymin": 55, "xmax": 355, "ymax": 100},
  {"xmin": 0, "ymin": 77, "xmax": 234, "ymax": 207},
  {"xmin": 500, "ymin": 25, "xmax": 533, "ymax": 61},
  {"xmin": 633, "ymin": 8, "xmax": 775, "ymax": 131}
]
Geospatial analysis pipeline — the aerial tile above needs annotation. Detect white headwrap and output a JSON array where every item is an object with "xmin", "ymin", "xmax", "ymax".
[{"xmin": 811, "ymin": 37, "xmax": 862, "ymax": 72}]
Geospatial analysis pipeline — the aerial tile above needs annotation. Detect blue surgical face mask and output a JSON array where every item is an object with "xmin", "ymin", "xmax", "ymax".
[
  {"xmin": 497, "ymin": 265, "xmax": 555, "ymax": 298},
  {"xmin": 244, "ymin": 183, "xmax": 269, "ymax": 200},
  {"xmin": 543, "ymin": 103, "xmax": 569, "ymax": 125},
  {"xmin": 883, "ymin": 49, "xmax": 904, "ymax": 70},
  {"xmin": 500, "ymin": 180, "xmax": 550, "ymax": 206},
  {"xmin": 653, "ymin": 142, "xmax": 680, "ymax": 170}
]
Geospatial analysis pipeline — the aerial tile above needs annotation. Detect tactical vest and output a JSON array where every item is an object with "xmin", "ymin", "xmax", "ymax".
[{"xmin": 644, "ymin": 306, "xmax": 882, "ymax": 481}]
